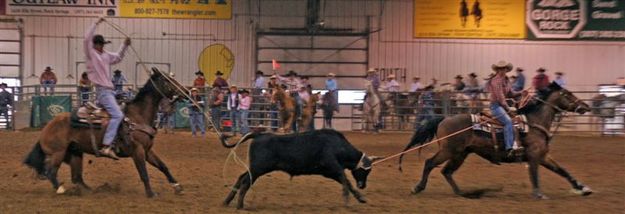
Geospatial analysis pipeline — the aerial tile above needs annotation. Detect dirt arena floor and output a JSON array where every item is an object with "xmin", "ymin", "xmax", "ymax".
[{"xmin": 0, "ymin": 130, "xmax": 623, "ymax": 213}]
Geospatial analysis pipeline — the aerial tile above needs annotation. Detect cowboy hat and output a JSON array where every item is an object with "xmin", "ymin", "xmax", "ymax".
[
  {"xmin": 413, "ymin": 76, "xmax": 420, "ymax": 80},
  {"xmin": 216, "ymin": 70, "xmax": 224, "ymax": 76},
  {"xmin": 468, "ymin": 72, "xmax": 477, "ymax": 77},
  {"xmin": 195, "ymin": 70, "xmax": 204, "ymax": 76},
  {"xmin": 537, "ymin": 67, "xmax": 546, "ymax": 73},
  {"xmin": 555, "ymin": 72, "xmax": 564, "ymax": 75},
  {"xmin": 0, "ymin": 83, "xmax": 7, "ymax": 87},
  {"xmin": 229, "ymin": 85, "xmax": 238, "ymax": 89},
  {"xmin": 256, "ymin": 70, "xmax": 264, "ymax": 75},
  {"xmin": 455, "ymin": 75, "xmax": 463, "ymax": 79},
  {"xmin": 367, "ymin": 68, "xmax": 376, "ymax": 73},
  {"xmin": 114, "ymin": 69, "xmax": 122, "ymax": 73},
  {"xmin": 45, "ymin": 66, "xmax": 53, "ymax": 71},
  {"xmin": 516, "ymin": 67, "xmax": 524, "ymax": 72},
  {"xmin": 287, "ymin": 70, "xmax": 298, "ymax": 76},
  {"xmin": 190, "ymin": 87, "xmax": 199, "ymax": 92},
  {"xmin": 328, "ymin": 73, "xmax": 336, "ymax": 77},
  {"xmin": 491, "ymin": 60, "xmax": 513, "ymax": 72},
  {"xmin": 93, "ymin": 34, "xmax": 111, "ymax": 45},
  {"xmin": 387, "ymin": 74, "xmax": 396, "ymax": 79},
  {"xmin": 269, "ymin": 75, "xmax": 277, "ymax": 79}
]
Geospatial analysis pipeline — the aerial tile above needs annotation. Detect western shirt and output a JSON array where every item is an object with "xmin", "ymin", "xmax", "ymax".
[{"xmin": 84, "ymin": 23, "xmax": 128, "ymax": 90}]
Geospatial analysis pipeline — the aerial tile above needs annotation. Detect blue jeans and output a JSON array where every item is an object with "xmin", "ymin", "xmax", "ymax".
[
  {"xmin": 210, "ymin": 107, "xmax": 222, "ymax": 130},
  {"xmin": 189, "ymin": 110, "xmax": 205, "ymax": 135},
  {"xmin": 229, "ymin": 109, "xmax": 239, "ymax": 134},
  {"xmin": 42, "ymin": 80, "xmax": 55, "ymax": 95},
  {"xmin": 96, "ymin": 87, "xmax": 123, "ymax": 146},
  {"xmin": 490, "ymin": 103, "xmax": 514, "ymax": 150},
  {"xmin": 239, "ymin": 109, "xmax": 249, "ymax": 134}
]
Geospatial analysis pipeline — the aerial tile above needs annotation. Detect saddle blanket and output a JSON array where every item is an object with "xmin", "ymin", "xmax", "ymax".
[{"xmin": 470, "ymin": 114, "xmax": 529, "ymax": 134}]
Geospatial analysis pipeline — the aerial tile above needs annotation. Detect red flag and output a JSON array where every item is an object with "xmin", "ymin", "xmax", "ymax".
[{"xmin": 272, "ymin": 59, "xmax": 281, "ymax": 71}]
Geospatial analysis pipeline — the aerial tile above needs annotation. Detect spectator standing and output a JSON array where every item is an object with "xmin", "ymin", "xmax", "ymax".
[
  {"xmin": 512, "ymin": 67, "xmax": 525, "ymax": 92},
  {"xmin": 0, "ymin": 83, "xmax": 13, "ymax": 129},
  {"xmin": 158, "ymin": 97, "xmax": 175, "ymax": 134},
  {"xmin": 532, "ymin": 67, "xmax": 550, "ymax": 96},
  {"xmin": 111, "ymin": 69, "xmax": 127, "ymax": 95},
  {"xmin": 238, "ymin": 89, "xmax": 252, "ymax": 134},
  {"xmin": 193, "ymin": 70, "xmax": 206, "ymax": 90},
  {"xmin": 212, "ymin": 70, "xmax": 229, "ymax": 89},
  {"xmin": 409, "ymin": 76, "xmax": 423, "ymax": 92},
  {"xmin": 188, "ymin": 88, "xmax": 206, "ymax": 137},
  {"xmin": 453, "ymin": 75, "xmax": 466, "ymax": 91},
  {"xmin": 415, "ymin": 85, "xmax": 435, "ymax": 129},
  {"xmin": 40, "ymin": 66, "xmax": 57, "ymax": 95},
  {"xmin": 384, "ymin": 74, "xmax": 400, "ymax": 92},
  {"xmin": 253, "ymin": 70, "xmax": 265, "ymax": 95},
  {"xmin": 209, "ymin": 87, "xmax": 225, "ymax": 131},
  {"xmin": 554, "ymin": 72, "xmax": 566, "ymax": 88},
  {"xmin": 325, "ymin": 73, "xmax": 339, "ymax": 112},
  {"xmin": 78, "ymin": 72, "xmax": 92, "ymax": 105},
  {"xmin": 226, "ymin": 85, "xmax": 240, "ymax": 135}
]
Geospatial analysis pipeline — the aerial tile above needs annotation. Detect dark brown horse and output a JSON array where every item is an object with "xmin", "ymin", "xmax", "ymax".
[
  {"xmin": 399, "ymin": 83, "xmax": 593, "ymax": 199},
  {"xmin": 24, "ymin": 69, "xmax": 186, "ymax": 197}
]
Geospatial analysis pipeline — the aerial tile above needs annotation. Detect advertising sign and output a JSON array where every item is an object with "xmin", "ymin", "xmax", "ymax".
[
  {"xmin": 6, "ymin": 0, "xmax": 117, "ymax": 17},
  {"xmin": 119, "ymin": 0, "xmax": 231, "ymax": 19},
  {"xmin": 527, "ymin": 0, "xmax": 625, "ymax": 40},
  {"xmin": 413, "ymin": 0, "xmax": 526, "ymax": 39}
]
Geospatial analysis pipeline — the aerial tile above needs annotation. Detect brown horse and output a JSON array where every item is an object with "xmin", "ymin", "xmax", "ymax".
[
  {"xmin": 270, "ymin": 86, "xmax": 296, "ymax": 133},
  {"xmin": 300, "ymin": 92, "xmax": 320, "ymax": 132},
  {"xmin": 399, "ymin": 83, "xmax": 594, "ymax": 199},
  {"xmin": 24, "ymin": 69, "xmax": 186, "ymax": 197}
]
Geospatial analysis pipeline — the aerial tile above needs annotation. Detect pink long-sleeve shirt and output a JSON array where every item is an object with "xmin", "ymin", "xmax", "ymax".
[
  {"xmin": 84, "ymin": 23, "xmax": 128, "ymax": 89},
  {"xmin": 238, "ymin": 95, "xmax": 252, "ymax": 110}
]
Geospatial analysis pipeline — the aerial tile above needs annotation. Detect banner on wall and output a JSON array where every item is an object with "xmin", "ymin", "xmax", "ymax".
[
  {"xmin": 5, "ymin": 0, "xmax": 231, "ymax": 19},
  {"xmin": 6, "ymin": 0, "xmax": 117, "ymax": 17},
  {"xmin": 119, "ymin": 0, "xmax": 231, "ymax": 19},
  {"xmin": 413, "ymin": 0, "xmax": 526, "ymax": 39},
  {"xmin": 526, "ymin": 0, "xmax": 625, "ymax": 40}
]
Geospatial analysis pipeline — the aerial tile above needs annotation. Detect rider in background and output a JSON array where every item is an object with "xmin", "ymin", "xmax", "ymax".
[
  {"xmin": 84, "ymin": 18, "xmax": 130, "ymax": 159},
  {"xmin": 487, "ymin": 61, "xmax": 523, "ymax": 156},
  {"xmin": 532, "ymin": 67, "xmax": 550, "ymax": 98}
]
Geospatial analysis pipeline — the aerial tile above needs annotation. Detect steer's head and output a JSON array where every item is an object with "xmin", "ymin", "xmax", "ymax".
[{"xmin": 351, "ymin": 154, "xmax": 384, "ymax": 189}]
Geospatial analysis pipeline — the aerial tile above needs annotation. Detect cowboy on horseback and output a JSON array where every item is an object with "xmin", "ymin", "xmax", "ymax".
[
  {"xmin": 487, "ymin": 61, "xmax": 523, "ymax": 156},
  {"xmin": 85, "ymin": 18, "xmax": 130, "ymax": 159}
]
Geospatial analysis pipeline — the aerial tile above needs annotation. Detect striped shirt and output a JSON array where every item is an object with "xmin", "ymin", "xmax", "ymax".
[{"xmin": 487, "ymin": 74, "xmax": 510, "ymax": 108}]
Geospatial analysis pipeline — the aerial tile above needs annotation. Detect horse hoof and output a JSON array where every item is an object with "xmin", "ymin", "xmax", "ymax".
[
  {"xmin": 533, "ymin": 193, "xmax": 549, "ymax": 200},
  {"xmin": 173, "ymin": 183, "xmax": 184, "ymax": 195},
  {"xmin": 146, "ymin": 192, "xmax": 158, "ymax": 198},
  {"xmin": 56, "ymin": 186, "xmax": 66, "ymax": 194},
  {"xmin": 571, "ymin": 186, "xmax": 593, "ymax": 196},
  {"xmin": 356, "ymin": 197, "xmax": 367, "ymax": 203}
]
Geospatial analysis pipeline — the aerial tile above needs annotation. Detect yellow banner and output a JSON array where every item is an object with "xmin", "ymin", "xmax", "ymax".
[
  {"xmin": 413, "ymin": 0, "xmax": 525, "ymax": 39},
  {"xmin": 119, "ymin": 0, "xmax": 231, "ymax": 19}
]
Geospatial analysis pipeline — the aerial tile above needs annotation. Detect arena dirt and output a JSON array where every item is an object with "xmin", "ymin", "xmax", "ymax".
[{"xmin": 0, "ymin": 131, "xmax": 623, "ymax": 213}]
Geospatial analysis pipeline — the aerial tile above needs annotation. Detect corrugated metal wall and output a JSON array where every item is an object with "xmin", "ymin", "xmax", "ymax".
[{"xmin": 7, "ymin": 0, "xmax": 625, "ymax": 91}]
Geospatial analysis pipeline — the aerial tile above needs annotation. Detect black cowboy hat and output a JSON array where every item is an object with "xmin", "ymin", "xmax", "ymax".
[
  {"xmin": 423, "ymin": 85, "xmax": 435, "ymax": 90},
  {"xmin": 287, "ymin": 70, "xmax": 298, "ymax": 76},
  {"xmin": 256, "ymin": 70, "xmax": 264, "ymax": 75},
  {"xmin": 216, "ymin": 70, "xmax": 224, "ymax": 76},
  {"xmin": 555, "ymin": 72, "xmax": 564, "ymax": 75},
  {"xmin": 195, "ymin": 70, "xmax": 204, "ymax": 76},
  {"xmin": 516, "ymin": 67, "xmax": 524, "ymax": 72},
  {"xmin": 0, "ymin": 83, "xmax": 7, "ymax": 87},
  {"xmin": 114, "ymin": 69, "xmax": 122, "ymax": 73},
  {"xmin": 468, "ymin": 72, "xmax": 477, "ymax": 77},
  {"xmin": 455, "ymin": 75, "xmax": 463, "ymax": 79},
  {"xmin": 239, "ymin": 89, "xmax": 250, "ymax": 94},
  {"xmin": 45, "ymin": 66, "xmax": 53, "ymax": 71},
  {"xmin": 93, "ymin": 34, "xmax": 111, "ymax": 45},
  {"xmin": 537, "ymin": 67, "xmax": 546, "ymax": 73},
  {"xmin": 301, "ymin": 76, "xmax": 309, "ymax": 80}
]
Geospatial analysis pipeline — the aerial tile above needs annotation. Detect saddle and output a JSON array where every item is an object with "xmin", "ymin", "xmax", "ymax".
[
  {"xmin": 470, "ymin": 112, "xmax": 529, "ymax": 134},
  {"xmin": 70, "ymin": 102, "xmax": 110, "ymax": 128}
]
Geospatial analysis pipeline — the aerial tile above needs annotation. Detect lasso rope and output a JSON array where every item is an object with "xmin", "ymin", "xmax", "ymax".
[{"xmin": 101, "ymin": 19, "xmax": 253, "ymax": 192}]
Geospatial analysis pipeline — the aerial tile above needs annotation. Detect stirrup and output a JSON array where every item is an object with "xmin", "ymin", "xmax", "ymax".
[{"xmin": 98, "ymin": 147, "xmax": 119, "ymax": 160}]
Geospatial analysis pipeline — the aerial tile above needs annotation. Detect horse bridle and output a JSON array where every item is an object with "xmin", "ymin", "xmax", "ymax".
[{"xmin": 533, "ymin": 90, "xmax": 584, "ymax": 113}]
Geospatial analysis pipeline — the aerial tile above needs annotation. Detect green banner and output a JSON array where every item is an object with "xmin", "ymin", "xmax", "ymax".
[
  {"xmin": 174, "ymin": 101, "xmax": 190, "ymax": 128},
  {"xmin": 527, "ymin": 0, "xmax": 625, "ymax": 40},
  {"xmin": 31, "ymin": 96, "xmax": 72, "ymax": 128}
]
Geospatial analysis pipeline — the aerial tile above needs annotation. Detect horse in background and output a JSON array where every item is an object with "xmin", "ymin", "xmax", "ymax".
[
  {"xmin": 591, "ymin": 94, "xmax": 625, "ymax": 118},
  {"xmin": 270, "ymin": 85, "xmax": 296, "ymax": 133},
  {"xmin": 299, "ymin": 92, "xmax": 320, "ymax": 132},
  {"xmin": 383, "ymin": 92, "xmax": 418, "ymax": 129},
  {"xmin": 362, "ymin": 81, "xmax": 382, "ymax": 133},
  {"xmin": 321, "ymin": 91, "xmax": 338, "ymax": 129}
]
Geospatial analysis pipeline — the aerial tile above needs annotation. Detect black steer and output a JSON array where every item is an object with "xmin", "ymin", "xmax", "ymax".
[{"xmin": 222, "ymin": 129, "xmax": 382, "ymax": 209}]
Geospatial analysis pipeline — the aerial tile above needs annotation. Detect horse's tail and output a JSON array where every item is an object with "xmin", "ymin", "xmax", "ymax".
[
  {"xmin": 24, "ymin": 142, "xmax": 47, "ymax": 177},
  {"xmin": 398, "ymin": 116, "xmax": 445, "ymax": 172},
  {"xmin": 220, "ymin": 132, "xmax": 262, "ymax": 148}
]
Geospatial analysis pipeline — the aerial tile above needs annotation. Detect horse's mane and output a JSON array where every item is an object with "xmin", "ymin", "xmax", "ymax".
[
  {"xmin": 128, "ymin": 74, "xmax": 161, "ymax": 105},
  {"xmin": 517, "ymin": 82, "xmax": 562, "ymax": 114}
]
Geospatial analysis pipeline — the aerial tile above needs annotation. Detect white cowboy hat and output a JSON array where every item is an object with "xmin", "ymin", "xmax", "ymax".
[
  {"xmin": 491, "ymin": 60, "xmax": 513, "ymax": 72},
  {"xmin": 367, "ymin": 68, "xmax": 376, "ymax": 73},
  {"xmin": 387, "ymin": 74, "xmax": 396, "ymax": 79},
  {"xmin": 190, "ymin": 87, "xmax": 199, "ymax": 92},
  {"xmin": 327, "ymin": 73, "xmax": 336, "ymax": 77}
]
